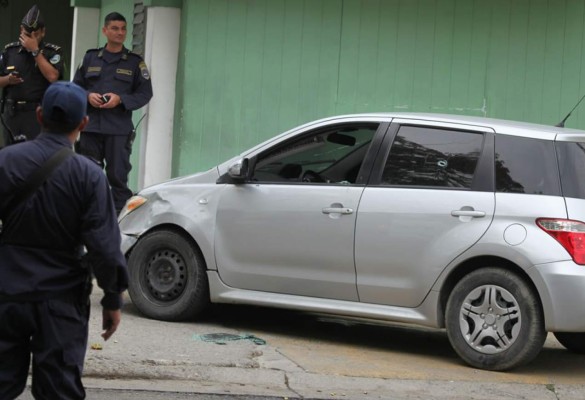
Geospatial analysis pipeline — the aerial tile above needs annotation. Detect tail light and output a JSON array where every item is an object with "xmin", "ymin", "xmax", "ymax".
[{"xmin": 536, "ymin": 218, "xmax": 585, "ymax": 265}]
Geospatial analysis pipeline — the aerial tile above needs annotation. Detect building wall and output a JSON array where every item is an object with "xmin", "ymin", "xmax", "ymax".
[
  {"xmin": 13, "ymin": 0, "xmax": 585, "ymax": 185},
  {"xmin": 173, "ymin": 0, "xmax": 585, "ymax": 177}
]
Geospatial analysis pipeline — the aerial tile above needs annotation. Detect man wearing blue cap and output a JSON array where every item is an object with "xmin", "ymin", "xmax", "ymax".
[
  {"xmin": 0, "ymin": 81, "xmax": 128, "ymax": 399},
  {"xmin": 0, "ymin": 5, "xmax": 63, "ymax": 146}
]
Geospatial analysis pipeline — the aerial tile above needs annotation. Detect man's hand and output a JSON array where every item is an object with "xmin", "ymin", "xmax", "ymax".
[
  {"xmin": 99, "ymin": 93, "xmax": 122, "ymax": 109},
  {"xmin": 7, "ymin": 72, "xmax": 24, "ymax": 85},
  {"xmin": 101, "ymin": 308, "xmax": 121, "ymax": 341},
  {"xmin": 19, "ymin": 31, "xmax": 41, "ymax": 53}
]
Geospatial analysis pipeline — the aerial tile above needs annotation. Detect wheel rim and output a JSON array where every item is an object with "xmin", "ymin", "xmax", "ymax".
[
  {"xmin": 459, "ymin": 284, "xmax": 521, "ymax": 354},
  {"xmin": 143, "ymin": 248, "xmax": 187, "ymax": 303}
]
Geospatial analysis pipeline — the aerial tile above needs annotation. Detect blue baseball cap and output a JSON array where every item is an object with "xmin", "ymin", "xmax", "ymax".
[{"xmin": 42, "ymin": 81, "xmax": 87, "ymax": 132}]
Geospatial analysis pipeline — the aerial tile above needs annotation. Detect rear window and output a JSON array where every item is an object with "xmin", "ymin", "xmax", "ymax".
[
  {"xmin": 381, "ymin": 126, "xmax": 483, "ymax": 188},
  {"xmin": 556, "ymin": 141, "xmax": 585, "ymax": 200},
  {"xmin": 495, "ymin": 135, "xmax": 560, "ymax": 195}
]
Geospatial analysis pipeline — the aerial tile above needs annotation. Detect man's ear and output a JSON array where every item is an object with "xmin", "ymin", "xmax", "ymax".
[
  {"xmin": 78, "ymin": 115, "xmax": 89, "ymax": 132},
  {"xmin": 36, "ymin": 106, "xmax": 43, "ymax": 125}
]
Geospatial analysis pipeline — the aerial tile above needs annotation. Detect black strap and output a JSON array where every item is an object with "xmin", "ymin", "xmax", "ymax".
[{"xmin": 4, "ymin": 147, "xmax": 74, "ymax": 213}]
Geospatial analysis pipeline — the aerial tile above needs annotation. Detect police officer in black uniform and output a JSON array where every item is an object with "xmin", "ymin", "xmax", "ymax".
[
  {"xmin": 74, "ymin": 11, "xmax": 153, "ymax": 213},
  {"xmin": 0, "ymin": 81, "xmax": 128, "ymax": 399},
  {"xmin": 0, "ymin": 5, "xmax": 63, "ymax": 146}
]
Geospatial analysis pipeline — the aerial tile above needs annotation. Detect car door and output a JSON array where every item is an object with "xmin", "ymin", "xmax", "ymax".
[
  {"xmin": 215, "ymin": 120, "xmax": 389, "ymax": 301},
  {"xmin": 355, "ymin": 119, "xmax": 496, "ymax": 307}
]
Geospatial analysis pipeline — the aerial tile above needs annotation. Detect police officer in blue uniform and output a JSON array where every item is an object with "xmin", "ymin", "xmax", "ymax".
[
  {"xmin": 0, "ymin": 5, "xmax": 63, "ymax": 146},
  {"xmin": 73, "ymin": 11, "xmax": 153, "ymax": 213},
  {"xmin": 0, "ymin": 82, "xmax": 128, "ymax": 399}
]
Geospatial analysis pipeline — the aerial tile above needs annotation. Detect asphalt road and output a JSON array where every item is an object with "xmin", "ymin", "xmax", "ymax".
[{"xmin": 15, "ymin": 287, "xmax": 585, "ymax": 399}]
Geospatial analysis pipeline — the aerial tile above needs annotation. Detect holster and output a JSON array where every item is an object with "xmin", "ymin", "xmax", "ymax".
[
  {"xmin": 79, "ymin": 252, "xmax": 95, "ymax": 307},
  {"xmin": 127, "ymin": 129, "xmax": 137, "ymax": 148},
  {"xmin": 2, "ymin": 99, "xmax": 15, "ymax": 118}
]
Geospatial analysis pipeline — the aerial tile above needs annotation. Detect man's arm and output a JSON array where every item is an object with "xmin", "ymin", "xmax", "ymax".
[
  {"xmin": 20, "ymin": 32, "xmax": 59, "ymax": 82},
  {"xmin": 116, "ymin": 57, "xmax": 153, "ymax": 111},
  {"xmin": 33, "ymin": 51, "xmax": 59, "ymax": 82},
  {"xmin": 0, "ymin": 73, "xmax": 24, "ymax": 89},
  {"xmin": 81, "ymin": 166, "xmax": 129, "ymax": 337},
  {"xmin": 0, "ymin": 48, "xmax": 23, "ymax": 89}
]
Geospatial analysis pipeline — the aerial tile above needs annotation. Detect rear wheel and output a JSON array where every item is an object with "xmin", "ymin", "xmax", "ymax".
[
  {"xmin": 554, "ymin": 332, "xmax": 585, "ymax": 354},
  {"xmin": 446, "ymin": 268, "xmax": 546, "ymax": 371},
  {"xmin": 127, "ymin": 229, "xmax": 209, "ymax": 321}
]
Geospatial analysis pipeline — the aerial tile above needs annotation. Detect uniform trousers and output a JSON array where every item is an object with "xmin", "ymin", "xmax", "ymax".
[
  {"xmin": 0, "ymin": 298, "xmax": 89, "ymax": 400},
  {"xmin": 1, "ymin": 108, "xmax": 41, "ymax": 146},
  {"xmin": 77, "ymin": 132, "xmax": 133, "ymax": 213}
]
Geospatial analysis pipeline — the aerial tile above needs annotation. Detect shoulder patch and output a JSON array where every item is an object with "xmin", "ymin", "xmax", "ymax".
[
  {"xmin": 49, "ymin": 54, "xmax": 61, "ymax": 65},
  {"xmin": 4, "ymin": 42, "xmax": 20, "ymax": 49},
  {"xmin": 44, "ymin": 43, "xmax": 61, "ymax": 51},
  {"xmin": 139, "ymin": 61, "xmax": 150, "ymax": 80}
]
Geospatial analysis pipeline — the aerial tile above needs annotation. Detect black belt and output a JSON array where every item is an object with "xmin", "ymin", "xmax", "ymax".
[{"xmin": 3, "ymin": 99, "xmax": 41, "ymax": 111}]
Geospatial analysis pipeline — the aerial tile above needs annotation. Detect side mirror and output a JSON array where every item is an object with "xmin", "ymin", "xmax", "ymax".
[
  {"xmin": 216, "ymin": 158, "xmax": 250, "ymax": 184},
  {"xmin": 228, "ymin": 158, "xmax": 249, "ymax": 179}
]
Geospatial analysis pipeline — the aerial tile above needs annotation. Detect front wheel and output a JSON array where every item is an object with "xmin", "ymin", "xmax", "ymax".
[
  {"xmin": 554, "ymin": 332, "xmax": 585, "ymax": 354},
  {"xmin": 445, "ymin": 268, "xmax": 546, "ymax": 371},
  {"xmin": 127, "ymin": 229, "xmax": 209, "ymax": 321}
]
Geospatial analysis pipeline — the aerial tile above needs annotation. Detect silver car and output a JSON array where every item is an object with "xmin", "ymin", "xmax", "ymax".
[{"xmin": 118, "ymin": 113, "xmax": 585, "ymax": 371}]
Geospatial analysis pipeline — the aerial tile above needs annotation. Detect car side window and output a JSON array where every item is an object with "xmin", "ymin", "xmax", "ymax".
[
  {"xmin": 381, "ymin": 125, "xmax": 484, "ymax": 188},
  {"xmin": 252, "ymin": 124, "xmax": 379, "ymax": 184},
  {"xmin": 495, "ymin": 135, "xmax": 560, "ymax": 195},
  {"xmin": 556, "ymin": 141, "xmax": 585, "ymax": 200}
]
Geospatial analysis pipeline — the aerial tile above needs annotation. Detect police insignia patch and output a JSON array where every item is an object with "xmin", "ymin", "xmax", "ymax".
[
  {"xmin": 50, "ymin": 54, "xmax": 60, "ymax": 65},
  {"xmin": 139, "ymin": 61, "xmax": 150, "ymax": 80}
]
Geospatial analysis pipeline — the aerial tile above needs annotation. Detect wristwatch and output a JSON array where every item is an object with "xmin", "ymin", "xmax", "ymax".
[{"xmin": 31, "ymin": 49, "xmax": 39, "ymax": 57}]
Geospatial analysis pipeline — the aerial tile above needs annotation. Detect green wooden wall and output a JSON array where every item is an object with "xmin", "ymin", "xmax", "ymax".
[{"xmin": 173, "ymin": 0, "xmax": 585, "ymax": 176}]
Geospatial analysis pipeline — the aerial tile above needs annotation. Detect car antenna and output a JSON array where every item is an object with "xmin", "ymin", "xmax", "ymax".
[{"xmin": 556, "ymin": 93, "xmax": 585, "ymax": 127}]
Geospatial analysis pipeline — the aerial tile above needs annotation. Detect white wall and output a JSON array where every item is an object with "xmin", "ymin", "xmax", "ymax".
[
  {"xmin": 70, "ymin": 7, "xmax": 100, "ymax": 80},
  {"xmin": 139, "ymin": 7, "xmax": 181, "ymax": 189}
]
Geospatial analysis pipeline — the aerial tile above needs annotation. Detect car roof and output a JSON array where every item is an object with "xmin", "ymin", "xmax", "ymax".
[{"xmin": 312, "ymin": 112, "xmax": 585, "ymax": 141}]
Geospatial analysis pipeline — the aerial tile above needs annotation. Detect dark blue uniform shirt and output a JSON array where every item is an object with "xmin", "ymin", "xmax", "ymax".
[
  {"xmin": 73, "ymin": 47, "xmax": 153, "ymax": 135},
  {"xmin": 0, "ymin": 41, "xmax": 64, "ymax": 102},
  {"xmin": 0, "ymin": 133, "xmax": 128, "ymax": 309}
]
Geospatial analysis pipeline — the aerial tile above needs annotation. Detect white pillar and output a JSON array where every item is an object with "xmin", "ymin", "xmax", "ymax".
[
  {"xmin": 70, "ymin": 7, "xmax": 100, "ymax": 80},
  {"xmin": 139, "ymin": 7, "xmax": 181, "ymax": 189}
]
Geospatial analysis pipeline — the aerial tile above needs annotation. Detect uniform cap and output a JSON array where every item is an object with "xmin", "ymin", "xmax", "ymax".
[
  {"xmin": 42, "ymin": 82, "xmax": 87, "ymax": 131},
  {"xmin": 21, "ymin": 5, "xmax": 44, "ymax": 32}
]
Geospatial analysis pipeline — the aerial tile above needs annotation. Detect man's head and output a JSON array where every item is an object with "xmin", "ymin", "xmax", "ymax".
[
  {"xmin": 21, "ymin": 5, "xmax": 45, "ymax": 39},
  {"xmin": 38, "ymin": 82, "xmax": 89, "ymax": 137},
  {"xmin": 102, "ymin": 12, "xmax": 127, "ymax": 48}
]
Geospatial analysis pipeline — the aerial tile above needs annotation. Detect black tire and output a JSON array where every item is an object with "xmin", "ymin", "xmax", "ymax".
[
  {"xmin": 127, "ymin": 229, "xmax": 209, "ymax": 321},
  {"xmin": 553, "ymin": 332, "xmax": 585, "ymax": 354},
  {"xmin": 445, "ymin": 268, "xmax": 546, "ymax": 371}
]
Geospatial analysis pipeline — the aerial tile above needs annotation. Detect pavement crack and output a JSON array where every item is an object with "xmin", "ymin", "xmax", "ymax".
[
  {"xmin": 284, "ymin": 372, "xmax": 303, "ymax": 399},
  {"xmin": 545, "ymin": 383, "xmax": 560, "ymax": 400}
]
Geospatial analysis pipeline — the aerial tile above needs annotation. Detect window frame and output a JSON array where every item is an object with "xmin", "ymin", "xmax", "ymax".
[
  {"xmin": 368, "ymin": 119, "xmax": 495, "ymax": 192},
  {"xmin": 246, "ymin": 121, "xmax": 391, "ymax": 186}
]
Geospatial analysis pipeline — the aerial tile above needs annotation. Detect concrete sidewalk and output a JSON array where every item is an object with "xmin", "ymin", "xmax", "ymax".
[
  {"xmin": 26, "ymin": 289, "xmax": 585, "ymax": 399},
  {"xmin": 79, "ymin": 370, "xmax": 585, "ymax": 400}
]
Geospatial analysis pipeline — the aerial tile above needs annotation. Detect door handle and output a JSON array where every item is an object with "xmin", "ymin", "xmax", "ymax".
[
  {"xmin": 451, "ymin": 210, "xmax": 485, "ymax": 218},
  {"xmin": 322, "ymin": 207, "xmax": 354, "ymax": 215}
]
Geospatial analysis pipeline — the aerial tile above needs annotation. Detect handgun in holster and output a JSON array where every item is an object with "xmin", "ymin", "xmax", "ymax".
[
  {"xmin": 127, "ymin": 129, "xmax": 137, "ymax": 148},
  {"xmin": 0, "ymin": 95, "xmax": 27, "ymax": 146}
]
